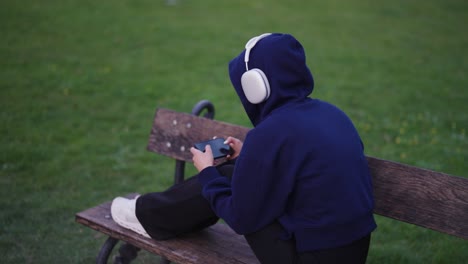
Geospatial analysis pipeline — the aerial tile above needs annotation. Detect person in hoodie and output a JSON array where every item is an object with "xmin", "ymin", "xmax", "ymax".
[{"xmin": 111, "ymin": 33, "xmax": 377, "ymax": 264}]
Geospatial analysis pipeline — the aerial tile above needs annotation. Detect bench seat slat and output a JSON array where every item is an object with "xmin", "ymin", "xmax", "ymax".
[{"xmin": 75, "ymin": 194, "xmax": 259, "ymax": 264}]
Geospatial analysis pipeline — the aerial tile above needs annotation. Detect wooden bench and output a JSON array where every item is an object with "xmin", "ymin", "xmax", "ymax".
[{"xmin": 76, "ymin": 100, "xmax": 468, "ymax": 264}]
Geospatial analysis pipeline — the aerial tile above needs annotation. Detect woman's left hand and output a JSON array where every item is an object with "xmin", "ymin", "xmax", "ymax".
[{"xmin": 190, "ymin": 145, "xmax": 214, "ymax": 172}]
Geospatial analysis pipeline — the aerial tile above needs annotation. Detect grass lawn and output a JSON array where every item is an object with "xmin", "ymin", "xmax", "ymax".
[{"xmin": 1, "ymin": 0, "xmax": 467, "ymax": 263}]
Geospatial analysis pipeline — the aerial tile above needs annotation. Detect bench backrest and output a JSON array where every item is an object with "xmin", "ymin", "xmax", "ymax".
[{"xmin": 147, "ymin": 108, "xmax": 468, "ymax": 240}]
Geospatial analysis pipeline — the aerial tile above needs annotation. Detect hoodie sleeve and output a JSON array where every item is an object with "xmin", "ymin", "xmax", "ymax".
[{"xmin": 198, "ymin": 127, "xmax": 296, "ymax": 235}]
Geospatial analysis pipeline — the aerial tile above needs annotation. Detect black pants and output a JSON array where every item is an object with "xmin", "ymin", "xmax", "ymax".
[
  {"xmin": 245, "ymin": 222, "xmax": 371, "ymax": 264},
  {"xmin": 135, "ymin": 163, "xmax": 371, "ymax": 263}
]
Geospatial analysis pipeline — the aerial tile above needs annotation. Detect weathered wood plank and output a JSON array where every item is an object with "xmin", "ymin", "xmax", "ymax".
[
  {"xmin": 75, "ymin": 194, "xmax": 259, "ymax": 264},
  {"xmin": 147, "ymin": 108, "xmax": 250, "ymax": 162},
  {"xmin": 368, "ymin": 157, "xmax": 468, "ymax": 239}
]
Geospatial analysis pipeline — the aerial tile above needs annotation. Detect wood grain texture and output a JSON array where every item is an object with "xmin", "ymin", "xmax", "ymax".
[
  {"xmin": 147, "ymin": 108, "xmax": 250, "ymax": 162},
  {"xmin": 76, "ymin": 194, "xmax": 259, "ymax": 264},
  {"xmin": 368, "ymin": 157, "xmax": 468, "ymax": 239}
]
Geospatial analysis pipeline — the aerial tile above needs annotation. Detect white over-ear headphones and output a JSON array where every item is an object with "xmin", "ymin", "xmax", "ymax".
[{"xmin": 241, "ymin": 33, "xmax": 272, "ymax": 104}]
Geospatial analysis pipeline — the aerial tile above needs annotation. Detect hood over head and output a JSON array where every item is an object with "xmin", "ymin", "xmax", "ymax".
[{"xmin": 228, "ymin": 33, "xmax": 314, "ymax": 126}]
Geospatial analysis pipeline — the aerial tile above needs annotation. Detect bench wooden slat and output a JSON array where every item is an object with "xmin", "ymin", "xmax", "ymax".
[
  {"xmin": 146, "ymin": 108, "xmax": 468, "ymax": 240},
  {"xmin": 75, "ymin": 194, "xmax": 259, "ymax": 264},
  {"xmin": 147, "ymin": 108, "xmax": 249, "ymax": 162},
  {"xmin": 368, "ymin": 157, "xmax": 468, "ymax": 239}
]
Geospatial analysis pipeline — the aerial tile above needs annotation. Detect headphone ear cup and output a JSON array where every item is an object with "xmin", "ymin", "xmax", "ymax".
[{"xmin": 241, "ymin": 68, "xmax": 271, "ymax": 104}]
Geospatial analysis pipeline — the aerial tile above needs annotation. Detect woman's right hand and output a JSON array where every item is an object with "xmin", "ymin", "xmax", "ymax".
[{"xmin": 224, "ymin": 136, "xmax": 243, "ymax": 160}]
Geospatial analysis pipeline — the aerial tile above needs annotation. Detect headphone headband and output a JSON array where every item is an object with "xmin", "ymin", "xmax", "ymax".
[
  {"xmin": 241, "ymin": 33, "xmax": 272, "ymax": 104},
  {"xmin": 244, "ymin": 33, "xmax": 271, "ymax": 71}
]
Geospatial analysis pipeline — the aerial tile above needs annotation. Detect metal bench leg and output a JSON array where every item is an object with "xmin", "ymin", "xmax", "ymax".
[
  {"xmin": 96, "ymin": 237, "xmax": 119, "ymax": 264},
  {"xmin": 113, "ymin": 243, "xmax": 140, "ymax": 264}
]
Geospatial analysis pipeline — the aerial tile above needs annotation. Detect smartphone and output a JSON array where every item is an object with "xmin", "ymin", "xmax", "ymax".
[{"xmin": 193, "ymin": 138, "xmax": 233, "ymax": 159}]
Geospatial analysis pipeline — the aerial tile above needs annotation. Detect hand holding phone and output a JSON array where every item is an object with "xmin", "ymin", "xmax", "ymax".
[
  {"xmin": 223, "ymin": 136, "xmax": 243, "ymax": 160},
  {"xmin": 193, "ymin": 138, "xmax": 234, "ymax": 159}
]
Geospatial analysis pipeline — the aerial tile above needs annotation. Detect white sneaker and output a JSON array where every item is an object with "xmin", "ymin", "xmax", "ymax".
[{"xmin": 111, "ymin": 197, "xmax": 150, "ymax": 238}]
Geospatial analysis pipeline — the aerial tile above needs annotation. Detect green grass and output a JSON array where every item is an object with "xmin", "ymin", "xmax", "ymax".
[{"xmin": 1, "ymin": 0, "xmax": 467, "ymax": 263}]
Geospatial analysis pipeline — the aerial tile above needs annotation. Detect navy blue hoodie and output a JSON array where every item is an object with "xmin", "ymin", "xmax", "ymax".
[{"xmin": 198, "ymin": 33, "xmax": 376, "ymax": 252}]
